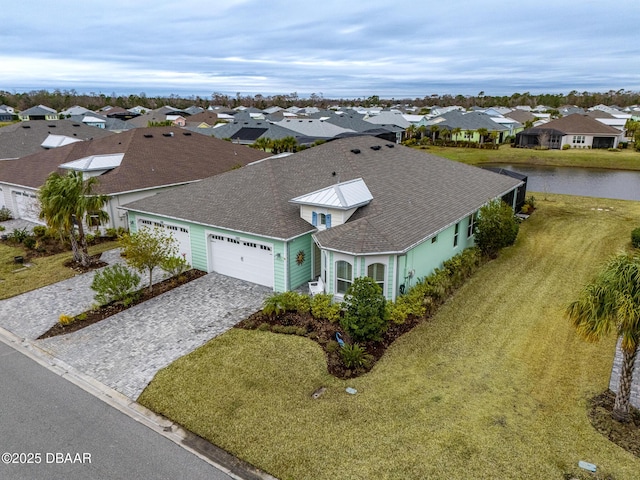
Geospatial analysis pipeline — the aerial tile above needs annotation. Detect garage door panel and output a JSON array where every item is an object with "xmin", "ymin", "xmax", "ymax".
[
  {"xmin": 137, "ymin": 219, "xmax": 192, "ymax": 266},
  {"xmin": 209, "ymin": 235, "xmax": 273, "ymax": 288}
]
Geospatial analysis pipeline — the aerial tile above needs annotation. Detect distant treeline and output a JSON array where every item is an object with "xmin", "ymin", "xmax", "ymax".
[{"xmin": 1, "ymin": 88, "xmax": 639, "ymax": 112}]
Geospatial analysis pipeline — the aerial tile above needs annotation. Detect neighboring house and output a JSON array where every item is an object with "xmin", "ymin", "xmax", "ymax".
[
  {"xmin": 0, "ymin": 119, "xmax": 115, "ymax": 160},
  {"xmin": 197, "ymin": 114, "xmax": 306, "ymax": 145},
  {"xmin": 514, "ymin": 113, "xmax": 623, "ymax": 149},
  {"xmin": 120, "ymin": 136, "xmax": 523, "ymax": 300},
  {"xmin": 60, "ymin": 106, "xmax": 94, "ymax": 117},
  {"xmin": 18, "ymin": 105, "xmax": 58, "ymax": 121},
  {"xmin": 419, "ymin": 110, "xmax": 510, "ymax": 143},
  {"xmin": 0, "ymin": 127, "xmax": 270, "ymax": 230},
  {"xmin": 272, "ymin": 118, "xmax": 355, "ymax": 139},
  {"xmin": 0, "ymin": 106, "xmax": 18, "ymax": 122},
  {"xmin": 166, "ymin": 115, "xmax": 187, "ymax": 127}
]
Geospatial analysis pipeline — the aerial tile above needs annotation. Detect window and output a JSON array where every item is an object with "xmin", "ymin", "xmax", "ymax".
[
  {"xmin": 336, "ymin": 260, "xmax": 353, "ymax": 294},
  {"xmin": 453, "ymin": 222, "xmax": 459, "ymax": 247},
  {"xmin": 572, "ymin": 135, "xmax": 585, "ymax": 144},
  {"xmin": 467, "ymin": 213, "xmax": 477, "ymax": 238},
  {"xmin": 320, "ymin": 213, "xmax": 326, "ymax": 225},
  {"xmin": 367, "ymin": 263, "xmax": 385, "ymax": 292}
]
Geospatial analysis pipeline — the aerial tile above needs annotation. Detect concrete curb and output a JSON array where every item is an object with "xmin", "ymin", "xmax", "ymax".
[{"xmin": 0, "ymin": 326, "xmax": 277, "ymax": 480}]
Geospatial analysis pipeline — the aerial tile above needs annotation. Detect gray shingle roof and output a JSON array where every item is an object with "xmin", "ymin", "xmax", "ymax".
[{"xmin": 122, "ymin": 137, "xmax": 522, "ymax": 254}]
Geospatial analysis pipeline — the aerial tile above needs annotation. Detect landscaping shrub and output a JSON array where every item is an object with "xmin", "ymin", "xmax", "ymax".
[
  {"xmin": 7, "ymin": 227, "xmax": 30, "ymax": 243},
  {"xmin": 341, "ymin": 277, "xmax": 388, "ymax": 341},
  {"xmin": 474, "ymin": 200, "xmax": 519, "ymax": 258},
  {"xmin": 262, "ymin": 291, "xmax": 311, "ymax": 318},
  {"xmin": 32, "ymin": 225, "xmax": 47, "ymax": 237},
  {"xmin": 0, "ymin": 206, "xmax": 12, "ymax": 221},
  {"xmin": 161, "ymin": 255, "xmax": 190, "ymax": 277},
  {"xmin": 23, "ymin": 236, "xmax": 36, "ymax": 250},
  {"xmin": 632, "ymin": 227, "xmax": 640, "ymax": 248},
  {"xmin": 340, "ymin": 343, "xmax": 373, "ymax": 370},
  {"xmin": 562, "ymin": 144, "xmax": 571, "ymax": 150},
  {"xmin": 58, "ymin": 314, "xmax": 74, "ymax": 326},
  {"xmin": 0, "ymin": 225, "xmax": 4, "ymax": 232},
  {"xmin": 311, "ymin": 293, "xmax": 342, "ymax": 322},
  {"xmin": 90, "ymin": 264, "xmax": 141, "ymax": 306}
]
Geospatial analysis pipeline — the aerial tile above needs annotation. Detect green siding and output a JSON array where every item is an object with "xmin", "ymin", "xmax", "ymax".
[
  {"xmin": 400, "ymin": 218, "xmax": 476, "ymax": 293},
  {"xmin": 287, "ymin": 234, "xmax": 314, "ymax": 290}
]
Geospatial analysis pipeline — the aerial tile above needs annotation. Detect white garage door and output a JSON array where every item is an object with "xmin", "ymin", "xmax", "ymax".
[
  {"xmin": 208, "ymin": 233, "xmax": 274, "ymax": 288},
  {"xmin": 137, "ymin": 219, "xmax": 192, "ymax": 266},
  {"xmin": 12, "ymin": 190, "xmax": 40, "ymax": 222}
]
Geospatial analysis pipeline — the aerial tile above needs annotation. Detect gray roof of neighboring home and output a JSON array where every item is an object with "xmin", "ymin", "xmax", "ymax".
[
  {"xmin": 67, "ymin": 114, "xmax": 136, "ymax": 132},
  {"xmin": 363, "ymin": 111, "xmax": 411, "ymax": 128},
  {"xmin": 0, "ymin": 119, "xmax": 115, "ymax": 160},
  {"xmin": 430, "ymin": 110, "xmax": 509, "ymax": 131},
  {"xmin": 20, "ymin": 104, "xmax": 58, "ymax": 116},
  {"xmin": 310, "ymin": 110, "xmax": 395, "ymax": 133},
  {"xmin": 122, "ymin": 136, "xmax": 522, "ymax": 254},
  {"xmin": 193, "ymin": 118, "xmax": 302, "ymax": 142},
  {"xmin": 272, "ymin": 118, "xmax": 355, "ymax": 137}
]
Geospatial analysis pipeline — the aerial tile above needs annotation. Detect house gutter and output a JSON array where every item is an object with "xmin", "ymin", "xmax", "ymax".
[{"xmin": 119, "ymin": 206, "xmax": 316, "ymax": 243}]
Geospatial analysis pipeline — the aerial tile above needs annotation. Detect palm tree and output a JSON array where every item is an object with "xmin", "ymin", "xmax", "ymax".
[
  {"xmin": 39, "ymin": 171, "xmax": 109, "ymax": 266},
  {"xmin": 405, "ymin": 124, "xmax": 416, "ymax": 141},
  {"xmin": 565, "ymin": 253, "xmax": 640, "ymax": 422},
  {"xmin": 489, "ymin": 131, "xmax": 500, "ymax": 148},
  {"xmin": 429, "ymin": 125, "xmax": 440, "ymax": 144},
  {"xmin": 451, "ymin": 127, "xmax": 462, "ymax": 146},
  {"xmin": 252, "ymin": 136, "xmax": 272, "ymax": 152},
  {"xmin": 440, "ymin": 128, "xmax": 451, "ymax": 145},
  {"xmin": 476, "ymin": 128, "xmax": 489, "ymax": 146}
]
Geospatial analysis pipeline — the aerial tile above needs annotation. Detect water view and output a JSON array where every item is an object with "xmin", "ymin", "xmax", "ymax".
[{"xmin": 482, "ymin": 164, "xmax": 640, "ymax": 201}]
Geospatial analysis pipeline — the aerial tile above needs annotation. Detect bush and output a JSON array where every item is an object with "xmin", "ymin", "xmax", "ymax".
[
  {"xmin": 262, "ymin": 291, "xmax": 311, "ymax": 318},
  {"xmin": 90, "ymin": 264, "xmax": 141, "ymax": 306},
  {"xmin": 311, "ymin": 293, "xmax": 342, "ymax": 322},
  {"xmin": 32, "ymin": 225, "xmax": 47, "ymax": 237},
  {"xmin": 632, "ymin": 228, "xmax": 640, "ymax": 248},
  {"xmin": 23, "ymin": 236, "xmax": 36, "ymax": 249},
  {"xmin": 340, "ymin": 343, "xmax": 373, "ymax": 370},
  {"xmin": 0, "ymin": 206, "xmax": 12, "ymax": 221},
  {"xmin": 0, "ymin": 225, "xmax": 4, "ymax": 232},
  {"xmin": 340, "ymin": 277, "xmax": 388, "ymax": 342},
  {"xmin": 474, "ymin": 200, "xmax": 519, "ymax": 258},
  {"xmin": 7, "ymin": 227, "xmax": 30, "ymax": 243},
  {"xmin": 161, "ymin": 255, "xmax": 190, "ymax": 277},
  {"xmin": 562, "ymin": 144, "xmax": 571, "ymax": 150},
  {"xmin": 59, "ymin": 314, "xmax": 74, "ymax": 326}
]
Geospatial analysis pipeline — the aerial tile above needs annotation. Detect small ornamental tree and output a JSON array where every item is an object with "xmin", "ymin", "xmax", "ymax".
[
  {"xmin": 341, "ymin": 277, "xmax": 388, "ymax": 342},
  {"xmin": 473, "ymin": 199, "xmax": 519, "ymax": 258},
  {"xmin": 119, "ymin": 226, "xmax": 178, "ymax": 292}
]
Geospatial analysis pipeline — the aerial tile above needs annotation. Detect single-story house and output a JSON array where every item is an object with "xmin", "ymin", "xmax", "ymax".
[
  {"xmin": 18, "ymin": 105, "xmax": 59, "ymax": 121},
  {"xmin": 514, "ymin": 113, "xmax": 623, "ymax": 149},
  {"xmin": 121, "ymin": 136, "xmax": 523, "ymax": 301},
  {"xmin": 0, "ymin": 127, "xmax": 269, "ymax": 229}
]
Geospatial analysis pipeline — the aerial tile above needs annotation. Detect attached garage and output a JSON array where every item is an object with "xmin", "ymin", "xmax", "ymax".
[
  {"xmin": 137, "ymin": 218, "xmax": 192, "ymax": 266},
  {"xmin": 12, "ymin": 190, "xmax": 41, "ymax": 223},
  {"xmin": 208, "ymin": 233, "xmax": 274, "ymax": 288}
]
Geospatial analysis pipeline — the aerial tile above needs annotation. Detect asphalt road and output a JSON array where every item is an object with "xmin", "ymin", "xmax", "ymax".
[{"xmin": 0, "ymin": 340, "xmax": 234, "ymax": 480}]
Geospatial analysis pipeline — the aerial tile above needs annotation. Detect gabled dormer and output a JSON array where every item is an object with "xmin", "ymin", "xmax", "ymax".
[
  {"xmin": 59, "ymin": 153, "xmax": 124, "ymax": 178},
  {"xmin": 289, "ymin": 178, "xmax": 373, "ymax": 230}
]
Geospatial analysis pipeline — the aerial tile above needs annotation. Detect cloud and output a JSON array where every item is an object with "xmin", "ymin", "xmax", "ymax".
[{"xmin": 2, "ymin": 0, "xmax": 639, "ymax": 98}]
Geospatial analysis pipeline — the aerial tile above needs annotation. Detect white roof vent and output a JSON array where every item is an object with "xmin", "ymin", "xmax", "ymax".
[{"xmin": 41, "ymin": 134, "xmax": 82, "ymax": 149}]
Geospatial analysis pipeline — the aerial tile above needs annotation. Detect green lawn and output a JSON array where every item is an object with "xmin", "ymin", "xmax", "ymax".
[
  {"xmin": 139, "ymin": 193, "xmax": 640, "ymax": 480},
  {"xmin": 423, "ymin": 144, "xmax": 640, "ymax": 170},
  {"xmin": 0, "ymin": 241, "xmax": 118, "ymax": 300}
]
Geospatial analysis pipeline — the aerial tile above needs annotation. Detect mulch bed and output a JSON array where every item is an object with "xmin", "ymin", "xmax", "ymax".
[
  {"xmin": 37, "ymin": 269, "xmax": 206, "ymax": 339},
  {"xmin": 237, "ymin": 309, "xmax": 425, "ymax": 379},
  {"xmin": 587, "ymin": 390, "xmax": 640, "ymax": 458}
]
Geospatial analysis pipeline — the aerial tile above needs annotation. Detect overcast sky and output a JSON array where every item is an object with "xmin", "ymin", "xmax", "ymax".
[{"xmin": 3, "ymin": 0, "xmax": 639, "ymax": 99}]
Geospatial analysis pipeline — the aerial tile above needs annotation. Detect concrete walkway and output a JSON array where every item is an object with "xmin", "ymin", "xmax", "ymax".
[{"xmin": 0, "ymin": 249, "xmax": 271, "ymax": 399}]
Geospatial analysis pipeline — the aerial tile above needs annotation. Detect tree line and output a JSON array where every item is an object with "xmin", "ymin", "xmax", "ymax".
[{"xmin": 1, "ymin": 88, "xmax": 639, "ymax": 113}]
